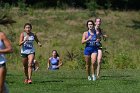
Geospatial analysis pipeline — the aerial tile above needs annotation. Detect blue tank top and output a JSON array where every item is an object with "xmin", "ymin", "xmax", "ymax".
[
  {"xmin": 21, "ymin": 32, "xmax": 35, "ymax": 54},
  {"xmin": 86, "ymin": 30, "xmax": 97, "ymax": 47},
  {"xmin": 0, "ymin": 40, "xmax": 7, "ymax": 64},
  {"xmin": 49, "ymin": 57, "xmax": 59, "ymax": 70}
]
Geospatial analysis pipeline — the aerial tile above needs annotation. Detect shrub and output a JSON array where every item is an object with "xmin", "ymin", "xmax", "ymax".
[
  {"xmin": 114, "ymin": 52, "xmax": 136, "ymax": 69},
  {"xmin": 86, "ymin": 0, "xmax": 99, "ymax": 16}
]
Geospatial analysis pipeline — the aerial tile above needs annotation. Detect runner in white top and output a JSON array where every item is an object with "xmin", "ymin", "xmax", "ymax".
[
  {"xmin": 0, "ymin": 32, "xmax": 13, "ymax": 93},
  {"xmin": 19, "ymin": 23, "xmax": 42, "ymax": 84}
]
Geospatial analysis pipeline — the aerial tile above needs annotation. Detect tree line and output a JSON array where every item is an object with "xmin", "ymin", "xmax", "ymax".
[{"xmin": 1, "ymin": 0, "xmax": 140, "ymax": 10}]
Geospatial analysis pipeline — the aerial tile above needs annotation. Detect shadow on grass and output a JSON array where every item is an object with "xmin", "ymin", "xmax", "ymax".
[
  {"xmin": 100, "ymin": 75, "xmax": 131, "ymax": 80},
  {"xmin": 57, "ymin": 77, "xmax": 85, "ymax": 80},
  {"xmin": 101, "ymin": 75, "xmax": 130, "ymax": 78},
  {"xmin": 36, "ymin": 80, "xmax": 64, "ymax": 84},
  {"xmin": 126, "ymin": 20, "xmax": 140, "ymax": 29},
  {"xmin": 7, "ymin": 73, "xmax": 22, "ymax": 76}
]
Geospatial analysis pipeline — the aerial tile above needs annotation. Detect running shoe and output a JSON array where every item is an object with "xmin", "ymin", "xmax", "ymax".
[
  {"xmin": 92, "ymin": 75, "xmax": 96, "ymax": 81},
  {"xmin": 28, "ymin": 79, "xmax": 32, "ymax": 84},
  {"xmin": 88, "ymin": 76, "xmax": 92, "ymax": 81}
]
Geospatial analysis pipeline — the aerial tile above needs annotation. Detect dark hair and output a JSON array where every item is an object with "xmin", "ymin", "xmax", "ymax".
[
  {"xmin": 24, "ymin": 23, "xmax": 32, "ymax": 29},
  {"xmin": 97, "ymin": 27, "xmax": 102, "ymax": 33},
  {"xmin": 86, "ymin": 20, "xmax": 94, "ymax": 27},
  {"xmin": 52, "ymin": 50, "xmax": 59, "ymax": 57}
]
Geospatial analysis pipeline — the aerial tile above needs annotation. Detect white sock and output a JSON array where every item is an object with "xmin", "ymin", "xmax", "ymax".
[
  {"xmin": 92, "ymin": 75, "xmax": 96, "ymax": 81},
  {"xmin": 88, "ymin": 76, "xmax": 91, "ymax": 80}
]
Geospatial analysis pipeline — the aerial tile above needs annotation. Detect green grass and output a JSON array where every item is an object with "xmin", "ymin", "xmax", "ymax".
[
  {"xmin": 1, "ymin": 7, "xmax": 140, "ymax": 92},
  {"xmin": 7, "ymin": 68, "xmax": 140, "ymax": 93},
  {"xmin": 1, "ymin": 8, "xmax": 140, "ymax": 69}
]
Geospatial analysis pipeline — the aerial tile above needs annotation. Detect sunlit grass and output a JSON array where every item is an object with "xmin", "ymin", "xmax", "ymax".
[
  {"xmin": 2, "ymin": 8, "xmax": 140, "ymax": 69},
  {"xmin": 7, "ymin": 68, "xmax": 140, "ymax": 93}
]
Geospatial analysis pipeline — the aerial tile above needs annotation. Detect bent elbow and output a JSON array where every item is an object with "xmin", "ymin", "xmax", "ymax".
[
  {"xmin": 7, "ymin": 47, "xmax": 13, "ymax": 53},
  {"xmin": 59, "ymin": 63, "xmax": 63, "ymax": 66},
  {"xmin": 19, "ymin": 43, "xmax": 22, "ymax": 46},
  {"xmin": 9, "ymin": 48, "xmax": 13, "ymax": 53},
  {"xmin": 81, "ymin": 41, "xmax": 85, "ymax": 44},
  {"xmin": 81, "ymin": 40, "xmax": 84, "ymax": 44}
]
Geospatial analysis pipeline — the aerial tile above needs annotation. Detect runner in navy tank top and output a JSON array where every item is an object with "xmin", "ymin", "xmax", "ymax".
[{"xmin": 82, "ymin": 20, "xmax": 98, "ymax": 81}]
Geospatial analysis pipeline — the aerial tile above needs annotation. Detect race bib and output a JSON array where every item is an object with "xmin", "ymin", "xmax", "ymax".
[
  {"xmin": 88, "ymin": 41, "xmax": 95, "ymax": 46},
  {"xmin": 24, "ymin": 43, "xmax": 33, "ymax": 49}
]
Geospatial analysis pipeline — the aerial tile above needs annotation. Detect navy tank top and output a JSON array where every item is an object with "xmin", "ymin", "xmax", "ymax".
[{"xmin": 86, "ymin": 30, "xmax": 97, "ymax": 47}]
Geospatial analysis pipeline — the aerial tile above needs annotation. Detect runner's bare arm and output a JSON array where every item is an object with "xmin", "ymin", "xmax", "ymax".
[
  {"xmin": 19, "ymin": 33, "xmax": 27, "ymax": 46},
  {"xmin": 82, "ymin": 32, "xmax": 91, "ymax": 44},
  {"xmin": 34, "ymin": 34, "xmax": 42, "ymax": 47},
  {"xmin": 0, "ymin": 32, "xmax": 13, "ymax": 53}
]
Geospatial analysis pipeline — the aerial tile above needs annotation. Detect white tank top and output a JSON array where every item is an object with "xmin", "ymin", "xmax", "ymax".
[
  {"xmin": 0, "ymin": 40, "xmax": 7, "ymax": 64},
  {"xmin": 21, "ymin": 32, "xmax": 35, "ymax": 54}
]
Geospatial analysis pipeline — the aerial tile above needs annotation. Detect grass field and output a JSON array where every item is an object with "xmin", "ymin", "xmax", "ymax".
[
  {"xmin": 1, "ymin": 8, "xmax": 140, "ymax": 69},
  {"xmin": 7, "ymin": 68, "xmax": 140, "ymax": 93},
  {"xmin": 0, "ymin": 7, "xmax": 140, "ymax": 93}
]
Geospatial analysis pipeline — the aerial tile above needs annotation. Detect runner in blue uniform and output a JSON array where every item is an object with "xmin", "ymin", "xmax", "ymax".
[
  {"xmin": 82, "ymin": 20, "xmax": 98, "ymax": 81},
  {"xmin": 47, "ymin": 50, "xmax": 62, "ymax": 70}
]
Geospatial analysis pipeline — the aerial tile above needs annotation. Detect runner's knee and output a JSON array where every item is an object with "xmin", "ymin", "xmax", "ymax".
[
  {"xmin": 28, "ymin": 63, "xmax": 32, "ymax": 67},
  {"xmin": 86, "ymin": 64, "xmax": 90, "ymax": 68},
  {"xmin": 91, "ymin": 61, "xmax": 96, "ymax": 65}
]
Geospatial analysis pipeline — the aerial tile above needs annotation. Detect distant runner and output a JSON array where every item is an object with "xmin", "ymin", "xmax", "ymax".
[{"xmin": 47, "ymin": 50, "xmax": 62, "ymax": 70}]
